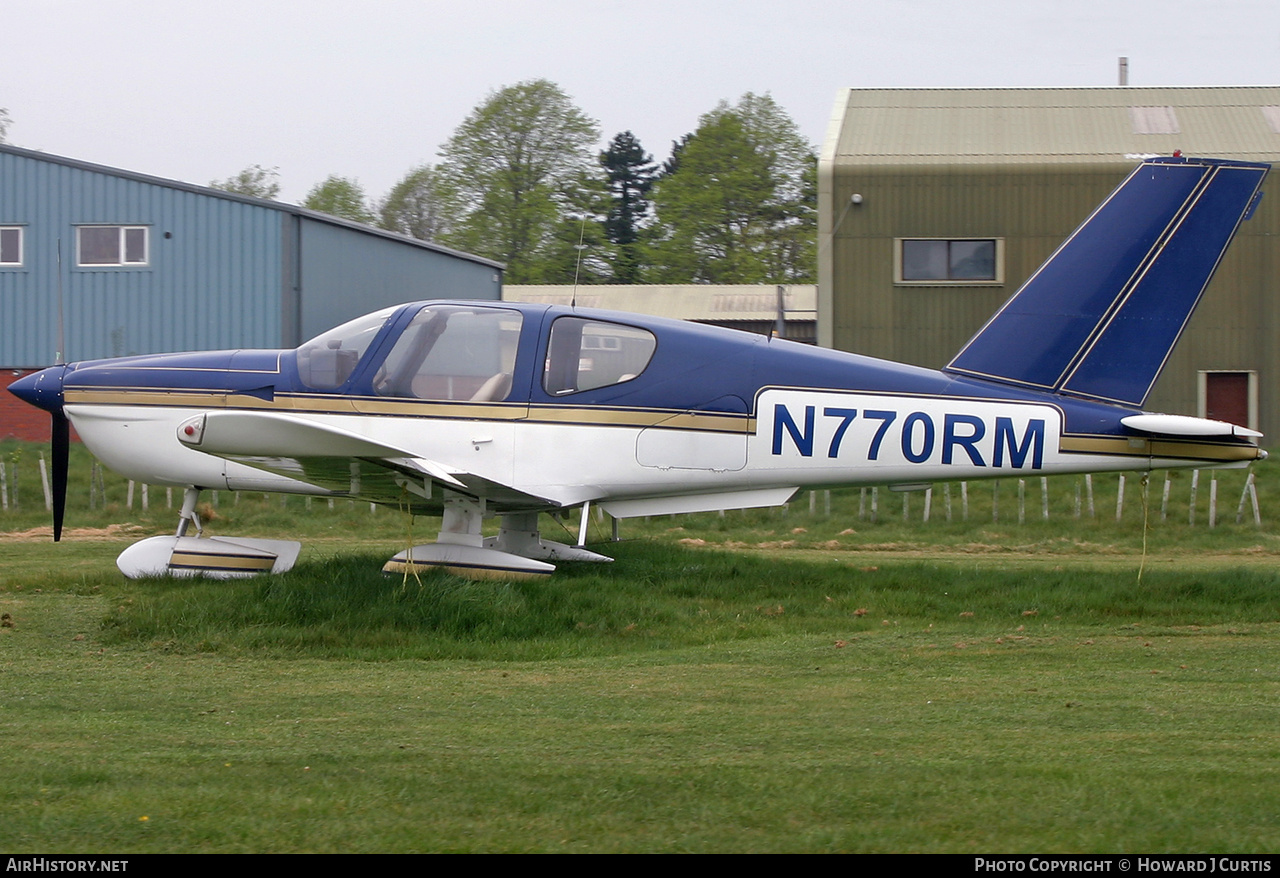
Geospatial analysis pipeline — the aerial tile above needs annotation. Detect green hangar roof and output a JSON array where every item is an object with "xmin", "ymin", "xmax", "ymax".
[{"xmin": 823, "ymin": 86, "xmax": 1280, "ymax": 166}]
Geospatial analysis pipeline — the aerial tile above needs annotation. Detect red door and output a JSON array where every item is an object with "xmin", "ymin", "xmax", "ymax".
[{"xmin": 1205, "ymin": 372, "xmax": 1251, "ymax": 428}]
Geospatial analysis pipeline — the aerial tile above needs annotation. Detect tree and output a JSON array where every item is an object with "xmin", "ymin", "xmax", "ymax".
[
  {"xmin": 649, "ymin": 94, "xmax": 817, "ymax": 284},
  {"xmin": 648, "ymin": 114, "xmax": 775, "ymax": 283},
  {"xmin": 209, "ymin": 164, "xmax": 281, "ymax": 200},
  {"xmin": 527, "ymin": 172, "xmax": 612, "ymax": 285},
  {"xmin": 659, "ymin": 132, "xmax": 694, "ymax": 178},
  {"xmin": 303, "ymin": 175, "xmax": 375, "ymax": 224},
  {"xmin": 377, "ymin": 164, "xmax": 447, "ymax": 242},
  {"xmin": 0, "ymin": 107, "xmax": 11, "ymax": 144},
  {"xmin": 708, "ymin": 92, "xmax": 816, "ymax": 282},
  {"xmin": 436, "ymin": 79, "xmax": 601, "ymax": 283},
  {"xmin": 600, "ymin": 131, "xmax": 658, "ymax": 283},
  {"xmin": 724, "ymin": 92, "xmax": 815, "ymax": 207}
]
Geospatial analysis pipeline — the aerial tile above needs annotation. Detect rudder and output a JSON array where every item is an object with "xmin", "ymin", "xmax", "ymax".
[{"xmin": 945, "ymin": 156, "xmax": 1268, "ymax": 407}]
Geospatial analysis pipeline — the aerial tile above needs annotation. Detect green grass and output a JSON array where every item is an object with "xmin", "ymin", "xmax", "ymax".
[
  {"xmin": 86, "ymin": 542, "xmax": 1280, "ymax": 661},
  {"xmin": 3, "ymin": 542, "xmax": 1280, "ymax": 852},
  {"xmin": 2, "ymin": 443, "xmax": 1280, "ymax": 851}
]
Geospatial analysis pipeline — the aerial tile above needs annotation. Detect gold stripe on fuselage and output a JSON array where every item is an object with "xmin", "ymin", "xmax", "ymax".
[
  {"xmin": 1060, "ymin": 434, "xmax": 1262, "ymax": 463},
  {"xmin": 63, "ymin": 388, "xmax": 755, "ymax": 434}
]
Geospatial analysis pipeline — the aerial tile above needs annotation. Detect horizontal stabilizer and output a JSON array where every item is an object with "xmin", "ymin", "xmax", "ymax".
[
  {"xmin": 1121, "ymin": 413, "xmax": 1261, "ymax": 439},
  {"xmin": 947, "ymin": 157, "xmax": 1269, "ymax": 407}
]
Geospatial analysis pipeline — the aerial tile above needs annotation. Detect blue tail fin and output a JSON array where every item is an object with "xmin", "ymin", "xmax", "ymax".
[{"xmin": 945, "ymin": 156, "xmax": 1268, "ymax": 407}]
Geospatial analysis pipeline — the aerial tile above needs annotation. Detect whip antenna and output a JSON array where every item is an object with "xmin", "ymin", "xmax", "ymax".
[
  {"xmin": 571, "ymin": 213, "xmax": 587, "ymax": 309},
  {"xmin": 55, "ymin": 238, "xmax": 66, "ymax": 364}
]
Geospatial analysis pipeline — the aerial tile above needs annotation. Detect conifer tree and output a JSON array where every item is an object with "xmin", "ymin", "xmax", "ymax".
[{"xmin": 600, "ymin": 131, "xmax": 657, "ymax": 283}]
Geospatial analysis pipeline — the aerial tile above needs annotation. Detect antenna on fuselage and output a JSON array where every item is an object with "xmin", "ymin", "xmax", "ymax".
[
  {"xmin": 55, "ymin": 238, "xmax": 66, "ymax": 364},
  {"xmin": 570, "ymin": 214, "xmax": 587, "ymax": 309}
]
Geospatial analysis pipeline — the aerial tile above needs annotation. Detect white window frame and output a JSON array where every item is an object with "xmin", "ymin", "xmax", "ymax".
[
  {"xmin": 894, "ymin": 237, "xmax": 1004, "ymax": 286},
  {"xmin": 0, "ymin": 226, "xmax": 22, "ymax": 267},
  {"xmin": 76, "ymin": 225, "xmax": 149, "ymax": 267}
]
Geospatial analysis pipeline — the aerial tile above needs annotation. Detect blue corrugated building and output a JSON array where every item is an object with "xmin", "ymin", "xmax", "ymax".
[{"xmin": 0, "ymin": 143, "xmax": 502, "ymax": 438}]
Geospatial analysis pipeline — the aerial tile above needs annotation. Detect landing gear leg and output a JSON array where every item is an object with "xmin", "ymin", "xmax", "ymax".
[
  {"xmin": 176, "ymin": 487, "xmax": 203, "ymax": 538},
  {"xmin": 382, "ymin": 495, "xmax": 613, "ymax": 580}
]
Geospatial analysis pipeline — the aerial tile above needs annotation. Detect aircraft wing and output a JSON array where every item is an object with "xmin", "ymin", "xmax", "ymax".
[{"xmin": 176, "ymin": 410, "xmax": 560, "ymax": 512}]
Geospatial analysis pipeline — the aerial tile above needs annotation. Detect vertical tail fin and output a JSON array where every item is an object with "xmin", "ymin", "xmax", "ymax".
[{"xmin": 945, "ymin": 156, "xmax": 1268, "ymax": 407}]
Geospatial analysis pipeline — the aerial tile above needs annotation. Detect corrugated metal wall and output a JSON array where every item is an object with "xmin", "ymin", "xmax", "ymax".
[
  {"xmin": 0, "ymin": 149, "xmax": 284, "ymax": 364},
  {"xmin": 827, "ymin": 161, "xmax": 1280, "ymax": 437},
  {"xmin": 296, "ymin": 219, "xmax": 502, "ymax": 344},
  {"xmin": 0, "ymin": 146, "xmax": 504, "ymax": 368},
  {"xmin": 829, "ymin": 164, "xmax": 1128, "ymax": 365}
]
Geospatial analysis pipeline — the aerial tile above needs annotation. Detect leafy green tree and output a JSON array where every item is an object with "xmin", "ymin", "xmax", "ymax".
[
  {"xmin": 729, "ymin": 92, "xmax": 816, "ymax": 207},
  {"xmin": 649, "ymin": 93, "xmax": 816, "ymax": 284},
  {"xmin": 648, "ymin": 114, "xmax": 774, "ymax": 283},
  {"xmin": 436, "ymin": 79, "xmax": 601, "ymax": 283},
  {"xmin": 378, "ymin": 164, "xmax": 448, "ymax": 241},
  {"xmin": 209, "ymin": 164, "xmax": 281, "ymax": 200},
  {"xmin": 303, "ymin": 175, "xmax": 375, "ymax": 224},
  {"xmin": 600, "ymin": 131, "xmax": 657, "ymax": 283},
  {"xmin": 527, "ymin": 172, "xmax": 613, "ymax": 284}
]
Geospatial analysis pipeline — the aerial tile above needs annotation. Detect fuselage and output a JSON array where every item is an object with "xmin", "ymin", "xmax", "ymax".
[{"xmin": 17, "ymin": 300, "xmax": 1262, "ymax": 518}]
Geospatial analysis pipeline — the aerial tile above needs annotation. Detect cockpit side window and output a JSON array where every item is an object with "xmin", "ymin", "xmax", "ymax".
[
  {"xmin": 296, "ymin": 307, "xmax": 396, "ymax": 390},
  {"xmin": 373, "ymin": 305, "xmax": 523, "ymax": 401},
  {"xmin": 543, "ymin": 317, "xmax": 657, "ymax": 396}
]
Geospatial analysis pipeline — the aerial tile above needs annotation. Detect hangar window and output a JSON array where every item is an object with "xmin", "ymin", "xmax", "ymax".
[
  {"xmin": 896, "ymin": 238, "xmax": 1002, "ymax": 285},
  {"xmin": 77, "ymin": 225, "xmax": 148, "ymax": 267},
  {"xmin": 0, "ymin": 227, "xmax": 21, "ymax": 266},
  {"xmin": 543, "ymin": 317, "xmax": 656, "ymax": 395}
]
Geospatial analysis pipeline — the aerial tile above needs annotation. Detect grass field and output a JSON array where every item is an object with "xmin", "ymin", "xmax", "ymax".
[{"xmin": 1, "ymin": 444, "xmax": 1279, "ymax": 852}]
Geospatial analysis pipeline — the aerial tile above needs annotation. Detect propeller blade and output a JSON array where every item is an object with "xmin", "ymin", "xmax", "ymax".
[{"xmin": 51, "ymin": 410, "xmax": 69, "ymax": 542}]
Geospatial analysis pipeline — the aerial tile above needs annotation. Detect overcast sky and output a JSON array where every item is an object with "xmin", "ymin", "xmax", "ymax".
[{"xmin": 3, "ymin": 0, "xmax": 1278, "ymax": 204}]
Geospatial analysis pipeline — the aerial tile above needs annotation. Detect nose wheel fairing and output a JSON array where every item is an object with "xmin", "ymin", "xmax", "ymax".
[{"xmin": 116, "ymin": 535, "xmax": 303, "ymax": 579}]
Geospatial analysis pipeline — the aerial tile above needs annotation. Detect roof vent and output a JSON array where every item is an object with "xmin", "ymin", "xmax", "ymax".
[
  {"xmin": 1129, "ymin": 106, "xmax": 1181, "ymax": 135},
  {"xmin": 1262, "ymin": 106, "xmax": 1280, "ymax": 135}
]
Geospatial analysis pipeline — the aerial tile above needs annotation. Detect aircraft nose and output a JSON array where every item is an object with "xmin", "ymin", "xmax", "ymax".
[{"xmin": 8, "ymin": 365, "xmax": 68, "ymax": 415}]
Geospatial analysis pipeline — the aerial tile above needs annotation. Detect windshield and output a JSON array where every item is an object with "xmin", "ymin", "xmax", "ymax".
[{"xmin": 296, "ymin": 307, "xmax": 397, "ymax": 390}]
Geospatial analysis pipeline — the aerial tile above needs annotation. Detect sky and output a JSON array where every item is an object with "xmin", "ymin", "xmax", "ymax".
[{"xmin": 2, "ymin": 0, "xmax": 1279, "ymax": 204}]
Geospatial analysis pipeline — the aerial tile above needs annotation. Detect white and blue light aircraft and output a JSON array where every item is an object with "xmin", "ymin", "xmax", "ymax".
[{"xmin": 9, "ymin": 156, "xmax": 1270, "ymax": 578}]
